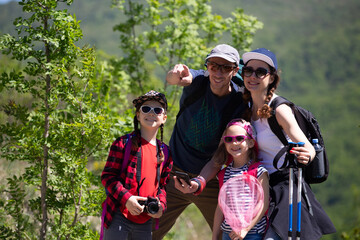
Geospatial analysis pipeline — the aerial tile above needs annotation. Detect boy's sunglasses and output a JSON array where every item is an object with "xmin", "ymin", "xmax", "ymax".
[
  {"xmin": 223, "ymin": 135, "xmax": 251, "ymax": 143},
  {"xmin": 140, "ymin": 105, "xmax": 165, "ymax": 115},
  {"xmin": 206, "ymin": 61, "xmax": 237, "ymax": 73},
  {"xmin": 242, "ymin": 66, "xmax": 270, "ymax": 78}
]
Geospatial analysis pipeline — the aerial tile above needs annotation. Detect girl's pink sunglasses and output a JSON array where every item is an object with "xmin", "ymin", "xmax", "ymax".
[{"xmin": 223, "ymin": 135, "xmax": 251, "ymax": 143}]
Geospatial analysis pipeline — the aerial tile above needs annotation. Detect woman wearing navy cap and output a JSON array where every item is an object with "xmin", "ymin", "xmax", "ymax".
[{"xmin": 240, "ymin": 48, "xmax": 336, "ymax": 240}]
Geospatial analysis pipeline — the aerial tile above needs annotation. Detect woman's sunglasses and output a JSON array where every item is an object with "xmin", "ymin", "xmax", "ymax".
[
  {"xmin": 242, "ymin": 66, "xmax": 270, "ymax": 78},
  {"xmin": 223, "ymin": 135, "xmax": 251, "ymax": 143},
  {"xmin": 206, "ymin": 61, "xmax": 237, "ymax": 73},
  {"xmin": 140, "ymin": 105, "xmax": 165, "ymax": 115}
]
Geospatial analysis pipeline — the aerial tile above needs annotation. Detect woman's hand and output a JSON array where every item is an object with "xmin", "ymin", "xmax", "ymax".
[{"xmin": 290, "ymin": 146, "xmax": 312, "ymax": 165}]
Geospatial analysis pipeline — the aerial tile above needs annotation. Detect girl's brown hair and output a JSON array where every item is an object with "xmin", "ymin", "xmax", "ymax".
[{"xmin": 213, "ymin": 119, "xmax": 259, "ymax": 168}]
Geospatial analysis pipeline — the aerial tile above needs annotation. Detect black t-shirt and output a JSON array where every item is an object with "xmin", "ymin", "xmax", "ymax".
[{"xmin": 169, "ymin": 73, "xmax": 247, "ymax": 174}]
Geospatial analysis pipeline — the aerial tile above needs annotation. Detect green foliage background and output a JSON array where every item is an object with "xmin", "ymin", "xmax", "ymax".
[{"xmin": 0, "ymin": 0, "xmax": 359, "ymax": 239}]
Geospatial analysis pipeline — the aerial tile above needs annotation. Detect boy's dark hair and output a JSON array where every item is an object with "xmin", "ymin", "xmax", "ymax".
[
  {"xmin": 132, "ymin": 90, "xmax": 167, "ymax": 110},
  {"xmin": 132, "ymin": 90, "xmax": 167, "ymax": 162}
]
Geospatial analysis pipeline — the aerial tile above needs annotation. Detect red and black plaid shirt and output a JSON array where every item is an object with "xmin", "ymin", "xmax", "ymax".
[{"xmin": 101, "ymin": 134, "xmax": 173, "ymax": 228}]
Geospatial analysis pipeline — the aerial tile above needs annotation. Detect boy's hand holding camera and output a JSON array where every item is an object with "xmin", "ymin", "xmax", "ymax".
[
  {"xmin": 125, "ymin": 195, "xmax": 164, "ymax": 218},
  {"xmin": 126, "ymin": 196, "xmax": 147, "ymax": 216}
]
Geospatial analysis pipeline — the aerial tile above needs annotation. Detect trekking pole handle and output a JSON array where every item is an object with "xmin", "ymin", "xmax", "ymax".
[
  {"xmin": 296, "ymin": 142, "xmax": 306, "ymax": 168},
  {"xmin": 286, "ymin": 142, "xmax": 298, "ymax": 168}
]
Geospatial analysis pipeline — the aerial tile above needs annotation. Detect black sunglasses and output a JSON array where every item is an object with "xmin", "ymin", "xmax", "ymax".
[
  {"xmin": 242, "ymin": 66, "xmax": 270, "ymax": 78},
  {"xmin": 206, "ymin": 61, "xmax": 237, "ymax": 73},
  {"xmin": 140, "ymin": 105, "xmax": 165, "ymax": 115}
]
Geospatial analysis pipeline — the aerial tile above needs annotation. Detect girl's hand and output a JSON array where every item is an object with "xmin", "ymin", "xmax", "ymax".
[
  {"xmin": 173, "ymin": 176, "xmax": 198, "ymax": 194},
  {"xmin": 239, "ymin": 229, "xmax": 248, "ymax": 239},
  {"xmin": 229, "ymin": 230, "xmax": 242, "ymax": 240},
  {"xmin": 229, "ymin": 229, "xmax": 248, "ymax": 240},
  {"xmin": 290, "ymin": 146, "xmax": 312, "ymax": 165},
  {"xmin": 125, "ymin": 196, "xmax": 147, "ymax": 216}
]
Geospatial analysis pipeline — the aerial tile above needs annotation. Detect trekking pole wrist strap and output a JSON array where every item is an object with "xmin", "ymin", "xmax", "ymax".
[{"xmin": 192, "ymin": 175, "xmax": 206, "ymax": 196}]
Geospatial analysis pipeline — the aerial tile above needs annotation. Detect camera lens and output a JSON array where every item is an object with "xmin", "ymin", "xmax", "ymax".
[
  {"xmin": 146, "ymin": 202, "xmax": 159, "ymax": 214},
  {"xmin": 138, "ymin": 197, "xmax": 159, "ymax": 214}
]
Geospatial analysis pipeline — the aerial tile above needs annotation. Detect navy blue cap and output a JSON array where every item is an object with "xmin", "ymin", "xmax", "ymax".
[{"xmin": 242, "ymin": 48, "xmax": 278, "ymax": 70}]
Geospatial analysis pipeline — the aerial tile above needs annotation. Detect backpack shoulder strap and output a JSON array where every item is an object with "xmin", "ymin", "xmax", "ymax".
[
  {"xmin": 268, "ymin": 97, "xmax": 295, "ymax": 170},
  {"xmin": 162, "ymin": 144, "xmax": 169, "ymax": 163},
  {"xmin": 217, "ymin": 156, "xmax": 233, "ymax": 188},
  {"xmin": 120, "ymin": 133, "xmax": 132, "ymax": 173},
  {"xmin": 156, "ymin": 139, "xmax": 170, "ymax": 168},
  {"xmin": 247, "ymin": 162, "xmax": 261, "ymax": 178},
  {"xmin": 268, "ymin": 96, "xmax": 293, "ymax": 146}
]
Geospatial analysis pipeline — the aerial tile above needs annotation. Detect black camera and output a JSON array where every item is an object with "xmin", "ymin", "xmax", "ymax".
[{"xmin": 138, "ymin": 196, "xmax": 159, "ymax": 214}]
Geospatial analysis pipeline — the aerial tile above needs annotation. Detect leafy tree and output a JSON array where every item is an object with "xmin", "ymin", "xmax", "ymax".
[
  {"xmin": 111, "ymin": 0, "xmax": 262, "ymax": 101},
  {"xmin": 0, "ymin": 0, "xmax": 111, "ymax": 239},
  {"xmin": 110, "ymin": 0, "xmax": 263, "ymax": 146}
]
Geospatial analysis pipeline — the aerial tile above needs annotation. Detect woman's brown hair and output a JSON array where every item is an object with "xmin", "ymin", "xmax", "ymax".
[{"xmin": 241, "ymin": 65, "xmax": 281, "ymax": 119}]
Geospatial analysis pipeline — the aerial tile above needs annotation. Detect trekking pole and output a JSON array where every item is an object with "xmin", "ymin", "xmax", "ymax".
[
  {"xmin": 288, "ymin": 165, "xmax": 294, "ymax": 240},
  {"xmin": 296, "ymin": 142, "xmax": 305, "ymax": 240},
  {"xmin": 286, "ymin": 142, "xmax": 298, "ymax": 240}
]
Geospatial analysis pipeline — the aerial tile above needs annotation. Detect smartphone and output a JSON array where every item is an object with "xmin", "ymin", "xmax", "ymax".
[{"xmin": 174, "ymin": 171, "xmax": 191, "ymax": 185}]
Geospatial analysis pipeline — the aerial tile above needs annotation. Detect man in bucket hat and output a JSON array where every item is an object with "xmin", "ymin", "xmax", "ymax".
[{"xmin": 152, "ymin": 44, "xmax": 247, "ymax": 239}]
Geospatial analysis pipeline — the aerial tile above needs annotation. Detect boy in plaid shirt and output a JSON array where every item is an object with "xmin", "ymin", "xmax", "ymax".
[{"xmin": 101, "ymin": 90, "xmax": 173, "ymax": 240}]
